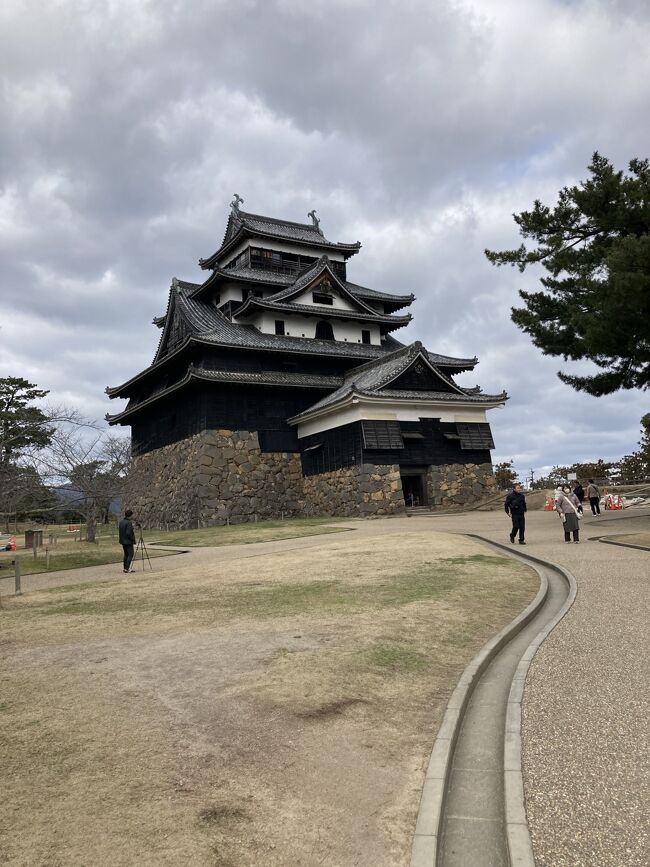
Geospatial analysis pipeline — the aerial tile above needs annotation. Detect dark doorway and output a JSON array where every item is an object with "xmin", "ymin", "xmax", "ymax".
[
  {"xmin": 401, "ymin": 471, "xmax": 427, "ymax": 507},
  {"xmin": 315, "ymin": 320, "xmax": 334, "ymax": 340}
]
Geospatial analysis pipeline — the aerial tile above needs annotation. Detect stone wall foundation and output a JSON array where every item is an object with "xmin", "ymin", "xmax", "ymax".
[{"xmin": 126, "ymin": 431, "xmax": 492, "ymax": 526}]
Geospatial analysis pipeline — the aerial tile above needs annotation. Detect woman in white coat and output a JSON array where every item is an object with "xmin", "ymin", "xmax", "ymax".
[{"xmin": 555, "ymin": 485, "xmax": 582, "ymax": 543}]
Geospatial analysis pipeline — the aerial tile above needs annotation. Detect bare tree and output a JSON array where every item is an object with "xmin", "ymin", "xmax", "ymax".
[{"xmin": 33, "ymin": 410, "xmax": 131, "ymax": 543}]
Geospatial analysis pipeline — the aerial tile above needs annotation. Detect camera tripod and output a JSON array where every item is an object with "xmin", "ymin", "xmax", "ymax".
[{"xmin": 134, "ymin": 525, "xmax": 153, "ymax": 572}]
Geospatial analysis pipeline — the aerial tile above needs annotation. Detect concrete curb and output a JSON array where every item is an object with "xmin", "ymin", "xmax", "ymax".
[
  {"xmin": 474, "ymin": 538, "xmax": 578, "ymax": 867},
  {"xmin": 410, "ymin": 541, "xmax": 550, "ymax": 867},
  {"xmin": 594, "ymin": 537, "xmax": 650, "ymax": 552}
]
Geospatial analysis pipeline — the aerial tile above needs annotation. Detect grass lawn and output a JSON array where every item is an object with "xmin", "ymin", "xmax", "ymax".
[
  {"xmin": 0, "ymin": 528, "xmax": 537, "ymax": 867},
  {"xmin": 0, "ymin": 517, "xmax": 349, "ymax": 577},
  {"xmin": 146, "ymin": 516, "xmax": 350, "ymax": 546},
  {"xmin": 0, "ymin": 535, "xmax": 173, "ymax": 577}
]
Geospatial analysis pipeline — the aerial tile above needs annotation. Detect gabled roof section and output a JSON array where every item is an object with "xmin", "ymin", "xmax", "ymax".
[
  {"xmin": 200, "ymin": 209, "xmax": 361, "ymax": 270},
  {"xmin": 234, "ymin": 297, "xmax": 412, "ymax": 331},
  {"xmin": 237, "ymin": 256, "xmax": 384, "ymax": 319},
  {"xmin": 288, "ymin": 342, "xmax": 507, "ymax": 423},
  {"xmin": 345, "ymin": 281, "xmax": 415, "ymax": 312},
  {"xmin": 150, "ymin": 278, "xmax": 226, "ymax": 365}
]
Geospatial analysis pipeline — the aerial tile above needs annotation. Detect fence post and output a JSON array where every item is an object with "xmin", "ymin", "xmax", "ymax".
[
  {"xmin": 46, "ymin": 547, "xmax": 51, "ymax": 569},
  {"xmin": 14, "ymin": 558, "xmax": 22, "ymax": 596}
]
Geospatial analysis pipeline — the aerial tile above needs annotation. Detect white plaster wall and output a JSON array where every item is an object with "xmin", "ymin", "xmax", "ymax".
[
  {"xmin": 295, "ymin": 400, "xmax": 499, "ymax": 438},
  {"xmin": 243, "ymin": 311, "xmax": 381, "ymax": 345},
  {"xmin": 293, "ymin": 286, "xmax": 357, "ymax": 312},
  {"xmin": 335, "ymin": 320, "xmax": 381, "ymax": 344},
  {"xmin": 217, "ymin": 282, "xmax": 244, "ymax": 305}
]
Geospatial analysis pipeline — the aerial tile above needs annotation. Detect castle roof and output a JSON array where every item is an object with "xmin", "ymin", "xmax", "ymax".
[
  {"xmin": 190, "ymin": 261, "xmax": 414, "ymax": 312},
  {"xmin": 288, "ymin": 341, "xmax": 506, "ymax": 425},
  {"xmin": 200, "ymin": 209, "xmax": 360, "ymax": 270},
  {"xmin": 233, "ymin": 257, "xmax": 412, "ymax": 331},
  {"xmin": 106, "ymin": 365, "xmax": 343, "ymax": 424},
  {"xmin": 107, "ymin": 279, "xmax": 412, "ymax": 399},
  {"xmin": 107, "ymin": 203, "xmax": 497, "ymax": 425}
]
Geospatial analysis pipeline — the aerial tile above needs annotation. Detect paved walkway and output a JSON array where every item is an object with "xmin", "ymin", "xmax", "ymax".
[
  {"xmin": 416, "ymin": 506, "xmax": 650, "ymax": 867},
  {"xmin": 2, "ymin": 509, "xmax": 648, "ymax": 865}
]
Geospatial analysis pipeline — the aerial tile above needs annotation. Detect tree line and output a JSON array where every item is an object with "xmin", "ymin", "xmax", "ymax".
[
  {"xmin": 0, "ymin": 377, "xmax": 129, "ymax": 542},
  {"xmin": 494, "ymin": 413, "xmax": 650, "ymax": 490}
]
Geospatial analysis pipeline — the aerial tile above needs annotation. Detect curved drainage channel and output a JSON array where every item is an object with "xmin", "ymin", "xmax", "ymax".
[{"xmin": 411, "ymin": 536, "xmax": 576, "ymax": 867}]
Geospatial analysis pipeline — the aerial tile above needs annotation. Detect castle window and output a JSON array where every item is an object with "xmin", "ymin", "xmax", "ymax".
[
  {"xmin": 456, "ymin": 423, "xmax": 495, "ymax": 450},
  {"xmin": 361, "ymin": 329, "xmax": 371, "ymax": 344},
  {"xmin": 275, "ymin": 320, "xmax": 285, "ymax": 335},
  {"xmin": 315, "ymin": 321, "xmax": 335, "ymax": 340},
  {"xmin": 442, "ymin": 423, "xmax": 495, "ymax": 450},
  {"xmin": 313, "ymin": 291, "xmax": 334, "ymax": 305},
  {"xmin": 362, "ymin": 421, "xmax": 404, "ymax": 449}
]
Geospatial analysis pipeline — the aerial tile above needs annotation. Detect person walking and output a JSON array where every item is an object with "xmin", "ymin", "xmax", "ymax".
[
  {"xmin": 572, "ymin": 479, "xmax": 585, "ymax": 514},
  {"xmin": 586, "ymin": 479, "xmax": 601, "ymax": 516},
  {"xmin": 505, "ymin": 482, "xmax": 527, "ymax": 545},
  {"xmin": 119, "ymin": 508, "xmax": 136, "ymax": 573},
  {"xmin": 555, "ymin": 486, "xmax": 582, "ymax": 543}
]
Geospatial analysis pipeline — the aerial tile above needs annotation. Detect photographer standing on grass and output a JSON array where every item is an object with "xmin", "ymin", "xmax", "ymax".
[{"xmin": 119, "ymin": 509, "xmax": 136, "ymax": 573}]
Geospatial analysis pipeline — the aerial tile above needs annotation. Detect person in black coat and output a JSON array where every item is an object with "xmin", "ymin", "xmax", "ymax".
[
  {"xmin": 572, "ymin": 480, "xmax": 585, "ymax": 513},
  {"xmin": 118, "ymin": 509, "xmax": 136, "ymax": 573},
  {"xmin": 504, "ymin": 483, "xmax": 527, "ymax": 545}
]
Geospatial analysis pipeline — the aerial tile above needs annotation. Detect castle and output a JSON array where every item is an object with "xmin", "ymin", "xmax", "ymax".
[{"xmin": 107, "ymin": 199, "xmax": 506, "ymax": 526}]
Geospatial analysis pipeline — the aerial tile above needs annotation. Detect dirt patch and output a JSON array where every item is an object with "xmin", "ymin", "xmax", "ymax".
[{"xmin": 0, "ymin": 529, "xmax": 537, "ymax": 866}]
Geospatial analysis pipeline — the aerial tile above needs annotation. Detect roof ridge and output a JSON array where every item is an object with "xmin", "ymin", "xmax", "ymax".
[
  {"xmin": 240, "ymin": 211, "xmax": 320, "ymax": 231},
  {"xmin": 342, "ymin": 341, "xmax": 419, "ymax": 382}
]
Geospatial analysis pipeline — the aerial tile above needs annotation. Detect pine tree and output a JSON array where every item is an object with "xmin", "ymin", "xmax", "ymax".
[{"xmin": 486, "ymin": 153, "xmax": 650, "ymax": 395}]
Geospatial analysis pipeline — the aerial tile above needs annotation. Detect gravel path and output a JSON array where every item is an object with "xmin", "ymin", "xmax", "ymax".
[{"xmin": 420, "ymin": 506, "xmax": 650, "ymax": 867}]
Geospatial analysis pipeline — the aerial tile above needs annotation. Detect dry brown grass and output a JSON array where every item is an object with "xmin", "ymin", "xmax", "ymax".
[{"xmin": 0, "ymin": 528, "xmax": 537, "ymax": 867}]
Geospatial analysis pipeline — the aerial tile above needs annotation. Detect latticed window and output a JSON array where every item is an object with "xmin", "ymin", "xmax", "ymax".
[
  {"xmin": 454, "ymin": 423, "xmax": 495, "ymax": 450},
  {"xmin": 361, "ymin": 420, "xmax": 404, "ymax": 449}
]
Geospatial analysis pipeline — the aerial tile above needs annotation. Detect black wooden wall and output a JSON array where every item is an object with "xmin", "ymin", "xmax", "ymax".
[
  {"xmin": 299, "ymin": 418, "xmax": 491, "ymax": 476},
  {"xmin": 130, "ymin": 382, "xmax": 330, "ymax": 456}
]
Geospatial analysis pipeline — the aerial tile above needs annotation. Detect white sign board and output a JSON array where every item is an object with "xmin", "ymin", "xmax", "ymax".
[{"xmin": 567, "ymin": 473, "xmax": 577, "ymax": 481}]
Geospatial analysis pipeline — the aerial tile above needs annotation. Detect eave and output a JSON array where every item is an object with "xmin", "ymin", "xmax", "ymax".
[
  {"xmin": 288, "ymin": 388, "xmax": 508, "ymax": 428},
  {"xmin": 200, "ymin": 225, "xmax": 361, "ymax": 270},
  {"xmin": 233, "ymin": 298, "xmax": 412, "ymax": 330},
  {"xmin": 106, "ymin": 366, "xmax": 343, "ymax": 425},
  {"xmin": 105, "ymin": 332, "xmax": 399, "ymax": 400}
]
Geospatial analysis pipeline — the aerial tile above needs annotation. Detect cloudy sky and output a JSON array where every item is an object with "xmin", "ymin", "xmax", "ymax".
[{"xmin": 1, "ymin": 0, "xmax": 648, "ymax": 480}]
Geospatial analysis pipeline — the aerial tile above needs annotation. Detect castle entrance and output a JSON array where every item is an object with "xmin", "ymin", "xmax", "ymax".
[{"xmin": 400, "ymin": 468, "xmax": 428, "ymax": 507}]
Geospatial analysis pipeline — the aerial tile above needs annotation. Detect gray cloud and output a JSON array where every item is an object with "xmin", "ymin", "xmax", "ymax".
[{"xmin": 1, "ymin": 0, "xmax": 648, "ymax": 478}]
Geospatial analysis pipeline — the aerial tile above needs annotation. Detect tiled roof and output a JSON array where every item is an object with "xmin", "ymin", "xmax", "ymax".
[
  {"xmin": 424, "ymin": 349, "xmax": 477, "ymax": 370},
  {"xmin": 106, "ymin": 284, "xmax": 406, "ymax": 398},
  {"xmin": 200, "ymin": 210, "xmax": 361, "ymax": 269},
  {"xmin": 256, "ymin": 257, "xmax": 386, "ymax": 318},
  {"xmin": 288, "ymin": 342, "xmax": 506, "ymax": 421},
  {"xmin": 345, "ymin": 281, "xmax": 415, "ymax": 305},
  {"xmin": 234, "ymin": 297, "xmax": 412, "ymax": 328},
  {"xmin": 106, "ymin": 364, "xmax": 343, "ymax": 424},
  {"xmin": 190, "ymin": 266, "xmax": 415, "ymax": 309}
]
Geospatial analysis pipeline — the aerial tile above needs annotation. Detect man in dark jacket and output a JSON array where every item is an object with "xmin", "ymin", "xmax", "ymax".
[
  {"xmin": 573, "ymin": 480, "xmax": 585, "ymax": 513},
  {"xmin": 118, "ymin": 509, "xmax": 136, "ymax": 573},
  {"xmin": 504, "ymin": 483, "xmax": 527, "ymax": 545}
]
